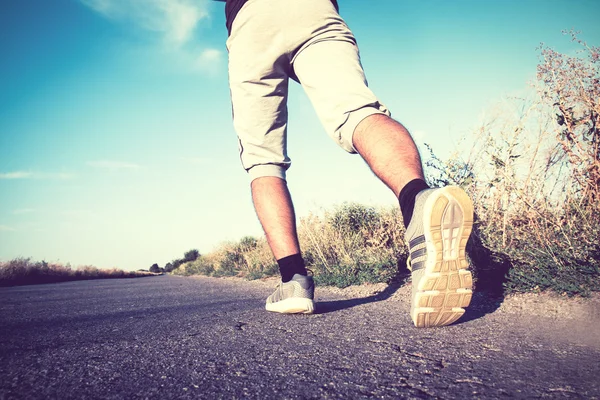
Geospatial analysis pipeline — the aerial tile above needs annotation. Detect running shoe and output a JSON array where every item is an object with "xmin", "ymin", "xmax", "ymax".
[
  {"xmin": 265, "ymin": 273, "xmax": 315, "ymax": 314},
  {"xmin": 405, "ymin": 186, "xmax": 473, "ymax": 327}
]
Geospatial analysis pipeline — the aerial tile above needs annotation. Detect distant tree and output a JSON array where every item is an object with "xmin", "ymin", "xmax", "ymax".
[
  {"xmin": 149, "ymin": 263, "xmax": 160, "ymax": 273},
  {"xmin": 164, "ymin": 262, "xmax": 174, "ymax": 273},
  {"xmin": 172, "ymin": 259, "xmax": 183, "ymax": 269},
  {"xmin": 184, "ymin": 249, "xmax": 200, "ymax": 262},
  {"xmin": 237, "ymin": 236, "xmax": 258, "ymax": 252}
]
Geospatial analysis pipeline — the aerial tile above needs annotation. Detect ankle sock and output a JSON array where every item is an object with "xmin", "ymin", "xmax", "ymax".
[
  {"xmin": 277, "ymin": 253, "xmax": 307, "ymax": 282},
  {"xmin": 399, "ymin": 179, "xmax": 430, "ymax": 228}
]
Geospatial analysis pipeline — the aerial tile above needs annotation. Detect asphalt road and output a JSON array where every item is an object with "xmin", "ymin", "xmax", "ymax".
[{"xmin": 1, "ymin": 275, "xmax": 598, "ymax": 399}]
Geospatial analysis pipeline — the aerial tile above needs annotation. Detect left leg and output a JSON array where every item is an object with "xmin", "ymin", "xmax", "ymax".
[
  {"xmin": 352, "ymin": 114, "xmax": 424, "ymax": 197},
  {"xmin": 293, "ymin": 29, "xmax": 474, "ymax": 327}
]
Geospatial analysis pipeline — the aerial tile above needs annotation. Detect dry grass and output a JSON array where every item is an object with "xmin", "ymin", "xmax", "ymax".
[
  {"xmin": 426, "ymin": 33, "xmax": 600, "ymax": 296},
  {"xmin": 174, "ymin": 204, "xmax": 408, "ymax": 287},
  {"xmin": 0, "ymin": 258, "xmax": 156, "ymax": 287},
  {"xmin": 178, "ymin": 237, "xmax": 278, "ymax": 280},
  {"xmin": 298, "ymin": 204, "xmax": 407, "ymax": 286}
]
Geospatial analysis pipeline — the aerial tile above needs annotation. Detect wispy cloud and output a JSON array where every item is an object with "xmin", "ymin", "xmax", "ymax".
[
  {"xmin": 0, "ymin": 171, "xmax": 74, "ymax": 180},
  {"xmin": 0, "ymin": 225, "xmax": 16, "ymax": 232},
  {"xmin": 79, "ymin": 0, "xmax": 223, "ymax": 74},
  {"xmin": 195, "ymin": 48, "xmax": 222, "ymax": 73},
  {"xmin": 0, "ymin": 171, "xmax": 33, "ymax": 179},
  {"xmin": 41, "ymin": 172, "xmax": 75, "ymax": 180},
  {"xmin": 86, "ymin": 160, "xmax": 142, "ymax": 171},
  {"xmin": 80, "ymin": 0, "xmax": 209, "ymax": 47}
]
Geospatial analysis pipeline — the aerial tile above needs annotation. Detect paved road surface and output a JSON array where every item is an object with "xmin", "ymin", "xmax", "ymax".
[{"xmin": 1, "ymin": 275, "xmax": 599, "ymax": 399}]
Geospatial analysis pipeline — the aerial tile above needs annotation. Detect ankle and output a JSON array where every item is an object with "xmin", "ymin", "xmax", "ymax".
[
  {"xmin": 277, "ymin": 253, "xmax": 307, "ymax": 282},
  {"xmin": 399, "ymin": 179, "xmax": 430, "ymax": 228}
]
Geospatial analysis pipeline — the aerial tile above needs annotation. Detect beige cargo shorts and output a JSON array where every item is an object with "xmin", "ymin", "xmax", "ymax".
[{"xmin": 226, "ymin": 0, "xmax": 390, "ymax": 181}]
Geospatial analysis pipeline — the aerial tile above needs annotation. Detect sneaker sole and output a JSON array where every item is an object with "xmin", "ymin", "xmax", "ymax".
[
  {"xmin": 265, "ymin": 297, "xmax": 315, "ymax": 314},
  {"xmin": 412, "ymin": 186, "xmax": 473, "ymax": 328}
]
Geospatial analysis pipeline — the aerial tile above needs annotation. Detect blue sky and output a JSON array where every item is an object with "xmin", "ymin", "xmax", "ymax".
[{"xmin": 1, "ymin": 0, "xmax": 599, "ymax": 270}]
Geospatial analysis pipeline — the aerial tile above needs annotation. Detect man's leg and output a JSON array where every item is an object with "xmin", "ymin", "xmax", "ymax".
[
  {"xmin": 250, "ymin": 176, "xmax": 301, "ymax": 260},
  {"xmin": 351, "ymin": 113, "xmax": 473, "ymax": 328},
  {"xmin": 228, "ymin": 118, "xmax": 313, "ymax": 312},
  {"xmin": 225, "ymin": 0, "xmax": 327, "ymax": 315},
  {"xmin": 352, "ymin": 114, "xmax": 423, "ymax": 197},
  {"xmin": 251, "ymin": 176, "xmax": 314, "ymax": 314},
  {"xmin": 352, "ymin": 114, "xmax": 432, "ymax": 228},
  {"xmin": 294, "ymin": 35, "xmax": 473, "ymax": 327}
]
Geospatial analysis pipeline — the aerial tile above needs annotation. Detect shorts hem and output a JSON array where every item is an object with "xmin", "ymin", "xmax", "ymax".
[
  {"xmin": 248, "ymin": 164, "xmax": 287, "ymax": 181},
  {"xmin": 341, "ymin": 104, "xmax": 391, "ymax": 153}
]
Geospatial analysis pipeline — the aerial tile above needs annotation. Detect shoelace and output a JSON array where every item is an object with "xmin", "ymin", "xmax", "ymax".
[
  {"xmin": 273, "ymin": 268, "xmax": 314, "ymax": 288},
  {"xmin": 271, "ymin": 269, "xmax": 313, "ymax": 300}
]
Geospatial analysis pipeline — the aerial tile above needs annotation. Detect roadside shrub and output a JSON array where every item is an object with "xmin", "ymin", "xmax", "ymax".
[
  {"xmin": 424, "ymin": 32, "xmax": 600, "ymax": 296},
  {"xmin": 299, "ymin": 204, "xmax": 406, "ymax": 287},
  {"xmin": 183, "ymin": 249, "xmax": 200, "ymax": 263},
  {"xmin": 149, "ymin": 263, "xmax": 161, "ymax": 273},
  {"xmin": 173, "ymin": 238, "xmax": 278, "ymax": 280},
  {"xmin": 0, "ymin": 258, "xmax": 153, "ymax": 287},
  {"xmin": 171, "ymin": 204, "xmax": 406, "ymax": 287}
]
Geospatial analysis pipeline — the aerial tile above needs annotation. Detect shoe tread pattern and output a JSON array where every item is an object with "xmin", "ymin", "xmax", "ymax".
[{"xmin": 413, "ymin": 187, "xmax": 473, "ymax": 328}]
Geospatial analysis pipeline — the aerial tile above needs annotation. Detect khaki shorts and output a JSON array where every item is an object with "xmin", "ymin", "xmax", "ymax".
[{"xmin": 227, "ymin": 0, "xmax": 390, "ymax": 181}]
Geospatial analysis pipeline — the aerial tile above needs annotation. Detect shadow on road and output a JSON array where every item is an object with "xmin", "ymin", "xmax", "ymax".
[
  {"xmin": 316, "ymin": 279, "xmax": 406, "ymax": 314},
  {"xmin": 317, "ymin": 269, "xmax": 507, "ymax": 325},
  {"xmin": 456, "ymin": 291, "xmax": 504, "ymax": 324},
  {"xmin": 457, "ymin": 216, "xmax": 512, "ymax": 324},
  {"xmin": 316, "ymin": 279, "xmax": 505, "ymax": 326}
]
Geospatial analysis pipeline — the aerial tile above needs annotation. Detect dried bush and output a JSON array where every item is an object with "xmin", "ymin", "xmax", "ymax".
[
  {"xmin": 0, "ymin": 258, "xmax": 154, "ymax": 287},
  {"xmin": 174, "ymin": 204, "xmax": 406, "ymax": 288},
  {"xmin": 298, "ymin": 204, "xmax": 406, "ymax": 287},
  {"xmin": 426, "ymin": 31, "xmax": 599, "ymax": 296}
]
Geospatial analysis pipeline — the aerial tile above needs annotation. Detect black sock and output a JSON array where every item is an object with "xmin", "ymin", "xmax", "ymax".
[
  {"xmin": 399, "ymin": 179, "xmax": 430, "ymax": 228},
  {"xmin": 277, "ymin": 253, "xmax": 307, "ymax": 282}
]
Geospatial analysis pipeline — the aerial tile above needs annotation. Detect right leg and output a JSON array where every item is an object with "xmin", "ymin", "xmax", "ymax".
[
  {"xmin": 352, "ymin": 115, "xmax": 473, "ymax": 328},
  {"xmin": 251, "ymin": 176, "xmax": 300, "ymax": 261}
]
